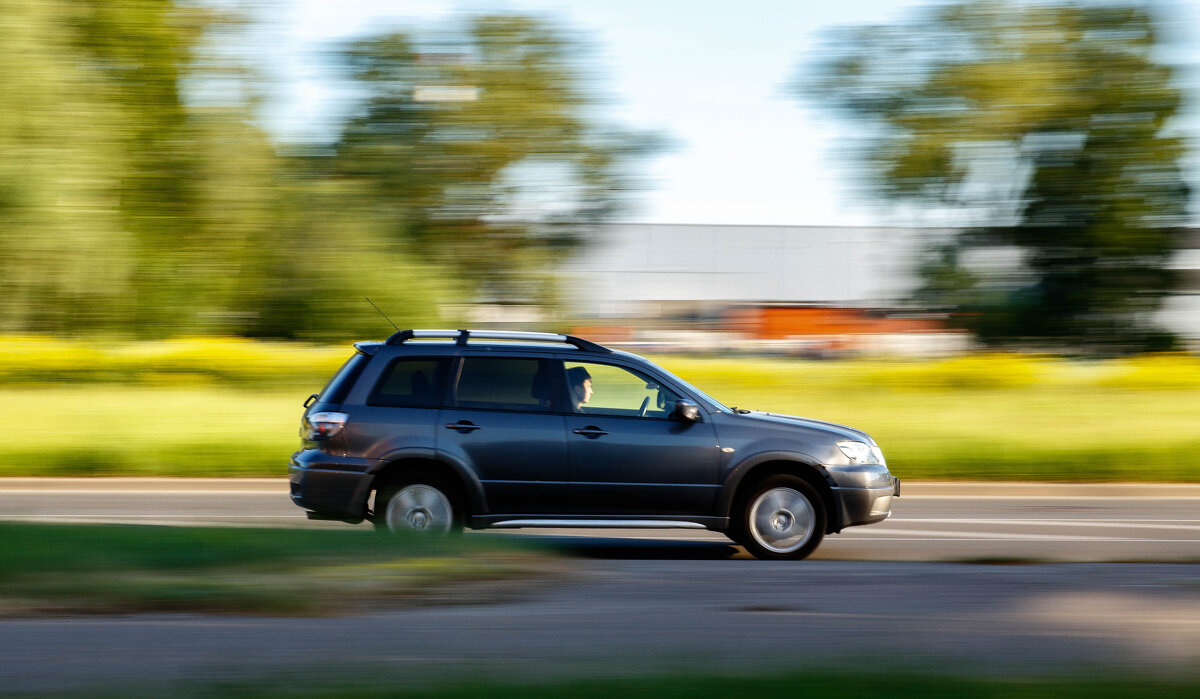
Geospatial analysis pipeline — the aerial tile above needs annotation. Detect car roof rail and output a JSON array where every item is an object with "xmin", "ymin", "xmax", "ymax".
[{"xmin": 384, "ymin": 329, "xmax": 612, "ymax": 353}]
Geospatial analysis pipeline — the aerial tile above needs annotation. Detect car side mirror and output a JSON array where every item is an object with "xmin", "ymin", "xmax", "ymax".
[{"xmin": 670, "ymin": 400, "xmax": 701, "ymax": 423}]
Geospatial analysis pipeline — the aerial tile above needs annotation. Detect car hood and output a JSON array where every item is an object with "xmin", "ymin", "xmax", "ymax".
[{"xmin": 737, "ymin": 410, "xmax": 874, "ymax": 444}]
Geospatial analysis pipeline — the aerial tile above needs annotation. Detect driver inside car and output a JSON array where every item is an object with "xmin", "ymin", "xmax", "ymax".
[{"xmin": 566, "ymin": 366, "xmax": 593, "ymax": 411}]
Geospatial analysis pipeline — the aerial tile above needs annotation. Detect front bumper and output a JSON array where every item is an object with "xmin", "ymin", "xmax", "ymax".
[
  {"xmin": 831, "ymin": 475, "xmax": 900, "ymax": 529},
  {"xmin": 288, "ymin": 449, "xmax": 375, "ymax": 520}
]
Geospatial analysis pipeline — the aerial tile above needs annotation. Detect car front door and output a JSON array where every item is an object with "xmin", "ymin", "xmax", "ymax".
[
  {"xmin": 438, "ymin": 355, "xmax": 567, "ymax": 515},
  {"xmin": 561, "ymin": 360, "xmax": 720, "ymax": 516}
]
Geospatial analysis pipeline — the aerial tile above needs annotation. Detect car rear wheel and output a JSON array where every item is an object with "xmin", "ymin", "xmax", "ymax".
[
  {"xmin": 735, "ymin": 475, "xmax": 825, "ymax": 560},
  {"xmin": 375, "ymin": 477, "xmax": 462, "ymax": 535}
]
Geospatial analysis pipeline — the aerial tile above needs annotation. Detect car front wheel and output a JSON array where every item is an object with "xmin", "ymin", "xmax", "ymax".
[{"xmin": 736, "ymin": 475, "xmax": 825, "ymax": 560}]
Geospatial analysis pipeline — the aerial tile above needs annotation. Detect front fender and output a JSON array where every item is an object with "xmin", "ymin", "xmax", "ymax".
[{"xmin": 717, "ymin": 449, "xmax": 840, "ymax": 527}]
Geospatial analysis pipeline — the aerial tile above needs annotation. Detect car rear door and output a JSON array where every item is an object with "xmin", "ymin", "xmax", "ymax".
[{"xmin": 437, "ymin": 355, "xmax": 567, "ymax": 515}]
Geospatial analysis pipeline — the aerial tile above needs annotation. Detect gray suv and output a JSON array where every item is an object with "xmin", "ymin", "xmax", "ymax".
[{"xmin": 289, "ymin": 329, "xmax": 899, "ymax": 560}]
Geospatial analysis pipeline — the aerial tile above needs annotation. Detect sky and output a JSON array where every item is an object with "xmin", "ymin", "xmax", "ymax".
[{"xmin": 257, "ymin": 0, "xmax": 1200, "ymax": 228}]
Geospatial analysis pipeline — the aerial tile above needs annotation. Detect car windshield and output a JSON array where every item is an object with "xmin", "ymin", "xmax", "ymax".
[{"xmin": 638, "ymin": 358, "xmax": 732, "ymax": 413}]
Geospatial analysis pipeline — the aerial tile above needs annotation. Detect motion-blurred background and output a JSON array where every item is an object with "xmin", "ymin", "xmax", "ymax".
[{"xmin": 1, "ymin": 0, "xmax": 1197, "ymax": 481}]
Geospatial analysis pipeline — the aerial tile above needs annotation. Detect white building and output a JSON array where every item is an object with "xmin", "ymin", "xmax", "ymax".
[
  {"xmin": 562, "ymin": 223, "xmax": 1200, "ymax": 344},
  {"xmin": 1161, "ymin": 229, "xmax": 1200, "ymax": 341},
  {"xmin": 565, "ymin": 223, "xmax": 955, "ymax": 318}
]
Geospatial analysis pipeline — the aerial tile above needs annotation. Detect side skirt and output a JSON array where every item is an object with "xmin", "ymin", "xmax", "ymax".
[{"xmin": 469, "ymin": 516, "xmax": 728, "ymax": 531}]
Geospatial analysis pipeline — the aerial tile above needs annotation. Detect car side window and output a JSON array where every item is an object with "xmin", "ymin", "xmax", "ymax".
[
  {"xmin": 368, "ymin": 358, "xmax": 449, "ymax": 408},
  {"xmin": 564, "ymin": 361, "xmax": 681, "ymax": 418},
  {"xmin": 454, "ymin": 357, "xmax": 554, "ymax": 412}
]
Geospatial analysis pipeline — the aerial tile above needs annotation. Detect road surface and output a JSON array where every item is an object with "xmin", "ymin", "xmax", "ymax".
[
  {"xmin": 1, "ymin": 560, "xmax": 1198, "ymax": 693},
  {"xmin": 2, "ymin": 478, "xmax": 1198, "ymax": 562},
  {"xmin": 1, "ymin": 479, "xmax": 1198, "ymax": 693}
]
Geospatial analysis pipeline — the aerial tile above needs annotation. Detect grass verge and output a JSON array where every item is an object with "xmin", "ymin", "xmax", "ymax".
[
  {"xmin": 7, "ymin": 385, "xmax": 300, "ymax": 476},
  {"xmin": 10, "ymin": 380, "xmax": 1200, "ymax": 480},
  {"xmin": 0, "ymin": 523, "xmax": 565, "ymax": 615},
  {"xmin": 5, "ymin": 341, "xmax": 1200, "ymax": 480},
  {"xmin": 655, "ymin": 354, "xmax": 1200, "ymax": 481},
  {"xmin": 207, "ymin": 671, "xmax": 1200, "ymax": 698}
]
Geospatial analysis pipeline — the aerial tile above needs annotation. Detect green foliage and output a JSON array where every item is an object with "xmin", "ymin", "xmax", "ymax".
[
  {"xmin": 0, "ymin": 0, "xmax": 273, "ymax": 337},
  {"xmin": 0, "ymin": 0, "xmax": 143, "ymax": 334},
  {"xmin": 657, "ymin": 352, "xmax": 1090, "ymax": 393},
  {"xmin": 231, "ymin": 178, "xmax": 467, "ymax": 341},
  {"xmin": 0, "ymin": 336, "xmax": 352, "ymax": 386},
  {"xmin": 807, "ymin": 2, "xmax": 1189, "ymax": 352},
  {"xmin": 856, "ymin": 353, "xmax": 1043, "ymax": 390},
  {"xmin": 0, "ymin": 3, "xmax": 652, "ymax": 339},
  {"xmin": 1097, "ymin": 354, "xmax": 1200, "ymax": 390},
  {"xmin": 333, "ymin": 14, "xmax": 661, "ymax": 304}
]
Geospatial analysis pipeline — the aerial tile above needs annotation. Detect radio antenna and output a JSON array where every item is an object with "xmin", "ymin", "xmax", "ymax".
[{"xmin": 365, "ymin": 297, "xmax": 399, "ymax": 332}]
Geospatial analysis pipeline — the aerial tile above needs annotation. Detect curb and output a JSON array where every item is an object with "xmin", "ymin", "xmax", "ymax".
[
  {"xmin": 898, "ymin": 481, "xmax": 1200, "ymax": 498},
  {"xmin": 0, "ymin": 478, "xmax": 284, "ymax": 492}
]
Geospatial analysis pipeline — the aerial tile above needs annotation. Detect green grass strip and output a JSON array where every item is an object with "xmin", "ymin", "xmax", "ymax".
[
  {"xmin": 9, "ymin": 380, "xmax": 1199, "ymax": 480},
  {"xmin": 208, "ymin": 670, "xmax": 1200, "ymax": 698},
  {"xmin": 4, "ymin": 340, "xmax": 1200, "ymax": 480},
  {"xmin": 0, "ymin": 523, "xmax": 561, "ymax": 615}
]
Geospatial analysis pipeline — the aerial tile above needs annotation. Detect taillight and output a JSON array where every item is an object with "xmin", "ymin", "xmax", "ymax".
[{"xmin": 303, "ymin": 412, "xmax": 348, "ymax": 440}]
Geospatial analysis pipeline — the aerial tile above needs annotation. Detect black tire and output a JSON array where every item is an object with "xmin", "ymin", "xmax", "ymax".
[
  {"xmin": 374, "ymin": 473, "xmax": 464, "ymax": 535},
  {"xmin": 732, "ymin": 475, "xmax": 825, "ymax": 560}
]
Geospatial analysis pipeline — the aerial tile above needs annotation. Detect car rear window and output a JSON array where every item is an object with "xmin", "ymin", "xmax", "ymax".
[
  {"xmin": 317, "ymin": 352, "xmax": 371, "ymax": 405},
  {"xmin": 368, "ymin": 358, "xmax": 450, "ymax": 408},
  {"xmin": 454, "ymin": 357, "xmax": 554, "ymax": 412}
]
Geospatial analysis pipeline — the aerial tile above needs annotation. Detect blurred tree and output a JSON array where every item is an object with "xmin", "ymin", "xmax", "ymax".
[
  {"xmin": 0, "ymin": 0, "xmax": 219, "ymax": 336},
  {"xmin": 0, "ymin": 5, "xmax": 653, "ymax": 339},
  {"xmin": 0, "ymin": 0, "xmax": 461, "ymax": 339},
  {"xmin": 332, "ymin": 14, "xmax": 660, "ymax": 306},
  {"xmin": 67, "ymin": 0, "xmax": 215, "ymax": 335},
  {"xmin": 0, "ymin": 0, "xmax": 137, "ymax": 334},
  {"xmin": 231, "ymin": 167, "xmax": 465, "ymax": 340},
  {"xmin": 184, "ymin": 25, "xmax": 463, "ymax": 341},
  {"xmin": 807, "ymin": 1, "xmax": 1189, "ymax": 351}
]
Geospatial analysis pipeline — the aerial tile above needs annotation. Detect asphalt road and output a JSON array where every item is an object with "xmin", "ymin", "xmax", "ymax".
[
  {"xmin": 2, "ymin": 478, "xmax": 1198, "ymax": 562},
  {"xmin": 2, "ymin": 560, "xmax": 1199, "ymax": 693},
  {"xmin": 2, "ymin": 479, "xmax": 1199, "ymax": 693}
]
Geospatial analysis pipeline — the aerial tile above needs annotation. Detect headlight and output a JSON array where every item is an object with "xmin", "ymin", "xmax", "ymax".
[{"xmin": 837, "ymin": 440, "xmax": 883, "ymax": 465}]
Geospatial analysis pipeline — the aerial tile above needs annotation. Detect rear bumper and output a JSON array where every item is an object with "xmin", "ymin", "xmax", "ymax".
[
  {"xmin": 832, "ymin": 476, "xmax": 900, "ymax": 529},
  {"xmin": 288, "ymin": 450, "xmax": 375, "ymax": 521}
]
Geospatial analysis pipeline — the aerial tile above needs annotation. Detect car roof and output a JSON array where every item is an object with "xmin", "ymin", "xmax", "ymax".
[
  {"xmin": 354, "ymin": 331, "xmax": 652, "ymax": 365},
  {"xmin": 355, "ymin": 329, "xmax": 612, "ymax": 354}
]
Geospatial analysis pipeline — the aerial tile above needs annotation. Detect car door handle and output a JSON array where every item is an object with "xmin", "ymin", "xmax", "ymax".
[
  {"xmin": 572, "ymin": 426, "xmax": 608, "ymax": 438},
  {"xmin": 445, "ymin": 421, "xmax": 481, "ymax": 433}
]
